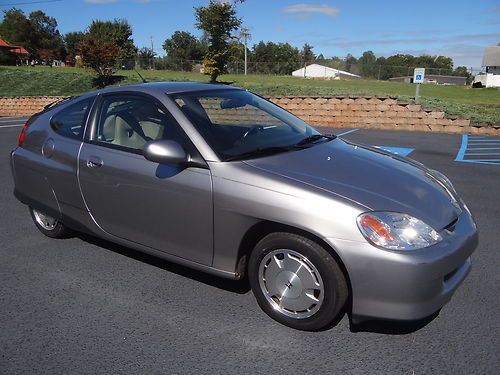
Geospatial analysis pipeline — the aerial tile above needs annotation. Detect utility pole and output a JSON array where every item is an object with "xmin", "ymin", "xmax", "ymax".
[
  {"xmin": 149, "ymin": 35, "xmax": 155, "ymax": 69},
  {"xmin": 240, "ymin": 27, "xmax": 250, "ymax": 75}
]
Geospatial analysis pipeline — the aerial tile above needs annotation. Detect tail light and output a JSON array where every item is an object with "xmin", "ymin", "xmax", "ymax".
[
  {"xmin": 17, "ymin": 122, "xmax": 29, "ymax": 147},
  {"xmin": 17, "ymin": 114, "xmax": 38, "ymax": 147}
]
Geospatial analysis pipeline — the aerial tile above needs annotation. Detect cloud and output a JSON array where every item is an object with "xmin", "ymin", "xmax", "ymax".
[
  {"xmin": 448, "ymin": 33, "xmax": 500, "ymax": 42},
  {"xmin": 306, "ymin": 32, "xmax": 499, "ymax": 50},
  {"xmin": 283, "ymin": 3, "xmax": 340, "ymax": 18}
]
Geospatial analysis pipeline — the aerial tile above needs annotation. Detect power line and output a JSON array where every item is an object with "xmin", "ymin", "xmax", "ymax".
[{"xmin": 0, "ymin": 0, "xmax": 63, "ymax": 7}]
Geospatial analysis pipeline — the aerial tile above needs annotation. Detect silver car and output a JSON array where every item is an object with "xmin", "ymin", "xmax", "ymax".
[{"xmin": 10, "ymin": 82, "xmax": 478, "ymax": 331}]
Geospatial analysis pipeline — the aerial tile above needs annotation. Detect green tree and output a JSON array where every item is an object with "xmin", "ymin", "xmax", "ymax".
[
  {"xmin": 29, "ymin": 10, "xmax": 65, "ymax": 61},
  {"xmin": 0, "ymin": 8, "xmax": 31, "ymax": 49},
  {"xmin": 301, "ymin": 43, "xmax": 315, "ymax": 65},
  {"xmin": 0, "ymin": 8, "xmax": 65, "ymax": 61},
  {"xmin": 64, "ymin": 31, "xmax": 85, "ymax": 62},
  {"xmin": 87, "ymin": 19, "xmax": 137, "ymax": 67},
  {"xmin": 195, "ymin": 0, "xmax": 242, "ymax": 82},
  {"xmin": 162, "ymin": 30, "xmax": 206, "ymax": 71},
  {"xmin": 345, "ymin": 53, "xmax": 359, "ymax": 75},
  {"xmin": 137, "ymin": 46, "xmax": 156, "ymax": 69},
  {"xmin": 453, "ymin": 66, "xmax": 472, "ymax": 83},
  {"xmin": 251, "ymin": 41, "xmax": 300, "ymax": 74},
  {"xmin": 359, "ymin": 50, "xmax": 377, "ymax": 78}
]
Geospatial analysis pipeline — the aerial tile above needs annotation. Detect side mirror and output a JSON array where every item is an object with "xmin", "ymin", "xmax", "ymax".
[{"xmin": 143, "ymin": 140, "xmax": 188, "ymax": 165}]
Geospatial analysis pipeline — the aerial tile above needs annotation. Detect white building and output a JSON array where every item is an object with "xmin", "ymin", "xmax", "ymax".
[
  {"xmin": 292, "ymin": 64, "xmax": 360, "ymax": 80},
  {"xmin": 473, "ymin": 45, "xmax": 500, "ymax": 88}
]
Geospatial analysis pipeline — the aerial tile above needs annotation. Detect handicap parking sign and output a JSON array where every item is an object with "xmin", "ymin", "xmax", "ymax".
[{"xmin": 413, "ymin": 68, "xmax": 425, "ymax": 83}]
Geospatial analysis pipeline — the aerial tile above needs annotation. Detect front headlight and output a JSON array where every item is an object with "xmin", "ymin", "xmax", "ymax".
[{"xmin": 357, "ymin": 212, "xmax": 442, "ymax": 251}]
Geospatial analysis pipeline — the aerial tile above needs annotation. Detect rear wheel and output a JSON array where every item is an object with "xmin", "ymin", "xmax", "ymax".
[
  {"xmin": 29, "ymin": 207, "xmax": 71, "ymax": 238},
  {"xmin": 248, "ymin": 232, "xmax": 348, "ymax": 331}
]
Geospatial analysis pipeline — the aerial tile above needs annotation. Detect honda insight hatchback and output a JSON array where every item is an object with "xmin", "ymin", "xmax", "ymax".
[{"xmin": 10, "ymin": 82, "xmax": 478, "ymax": 331}]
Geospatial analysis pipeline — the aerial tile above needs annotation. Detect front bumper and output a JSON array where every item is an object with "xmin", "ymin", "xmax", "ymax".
[{"xmin": 327, "ymin": 210, "xmax": 478, "ymax": 322}]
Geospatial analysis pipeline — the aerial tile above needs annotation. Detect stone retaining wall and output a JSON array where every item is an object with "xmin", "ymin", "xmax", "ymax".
[
  {"xmin": 1, "ymin": 95, "xmax": 498, "ymax": 135},
  {"xmin": 269, "ymin": 96, "xmax": 499, "ymax": 135},
  {"xmin": 0, "ymin": 96, "xmax": 67, "ymax": 116}
]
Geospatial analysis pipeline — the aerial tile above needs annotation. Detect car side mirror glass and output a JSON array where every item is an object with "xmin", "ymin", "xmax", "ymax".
[{"xmin": 143, "ymin": 140, "xmax": 188, "ymax": 165}]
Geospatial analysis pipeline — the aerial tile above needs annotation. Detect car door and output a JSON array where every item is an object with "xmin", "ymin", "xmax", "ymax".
[
  {"xmin": 78, "ymin": 93, "xmax": 214, "ymax": 265},
  {"xmin": 44, "ymin": 96, "xmax": 96, "ymax": 213}
]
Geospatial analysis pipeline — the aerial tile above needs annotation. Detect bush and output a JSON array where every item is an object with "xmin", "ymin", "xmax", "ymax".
[{"xmin": 78, "ymin": 37, "xmax": 119, "ymax": 87}]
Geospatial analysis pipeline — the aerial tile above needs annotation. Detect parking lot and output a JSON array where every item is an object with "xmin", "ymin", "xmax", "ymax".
[{"xmin": 1, "ymin": 117, "xmax": 499, "ymax": 374}]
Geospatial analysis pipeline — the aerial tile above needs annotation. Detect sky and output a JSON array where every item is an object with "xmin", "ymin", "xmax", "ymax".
[{"xmin": 1, "ymin": 0, "xmax": 499, "ymax": 67}]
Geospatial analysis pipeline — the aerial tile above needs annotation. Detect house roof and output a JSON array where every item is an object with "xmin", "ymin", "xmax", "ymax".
[
  {"xmin": 10, "ymin": 46, "xmax": 29, "ymax": 54},
  {"xmin": 0, "ymin": 37, "xmax": 29, "ymax": 54},
  {"xmin": 0, "ymin": 38, "xmax": 11, "ymax": 48},
  {"xmin": 482, "ymin": 45, "xmax": 500, "ymax": 66}
]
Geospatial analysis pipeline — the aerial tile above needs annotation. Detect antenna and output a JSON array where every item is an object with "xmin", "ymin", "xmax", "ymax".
[{"xmin": 134, "ymin": 68, "xmax": 147, "ymax": 83}]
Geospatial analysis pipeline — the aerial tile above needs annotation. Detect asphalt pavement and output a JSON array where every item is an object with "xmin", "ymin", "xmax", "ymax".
[{"xmin": 1, "ymin": 118, "xmax": 498, "ymax": 374}]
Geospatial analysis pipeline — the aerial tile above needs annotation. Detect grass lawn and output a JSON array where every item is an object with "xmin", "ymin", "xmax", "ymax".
[{"xmin": 1, "ymin": 65, "xmax": 499, "ymax": 124}]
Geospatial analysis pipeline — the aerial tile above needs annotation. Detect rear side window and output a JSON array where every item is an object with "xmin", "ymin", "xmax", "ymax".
[{"xmin": 50, "ymin": 97, "xmax": 93, "ymax": 140}]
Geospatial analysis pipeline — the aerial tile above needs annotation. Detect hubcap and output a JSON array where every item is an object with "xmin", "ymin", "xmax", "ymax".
[
  {"xmin": 258, "ymin": 249, "xmax": 324, "ymax": 319},
  {"xmin": 33, "ymin": 209, "xmax": 57, "ymax": 231}
]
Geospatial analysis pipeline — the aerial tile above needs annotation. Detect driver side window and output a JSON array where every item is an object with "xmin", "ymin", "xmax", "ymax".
[{"xmin": 97, "ymin": 95, "xmax": 181, "ymax": 152}]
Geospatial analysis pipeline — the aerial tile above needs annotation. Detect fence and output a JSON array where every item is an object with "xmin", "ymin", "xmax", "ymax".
[{"xmin": 116, "ymin": 58, "xmax": 481, "ymax": 80}]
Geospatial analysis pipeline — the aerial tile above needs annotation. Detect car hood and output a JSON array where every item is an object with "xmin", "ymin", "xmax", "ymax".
[{"xmin": 244, "ymin": 139, "xmax": 460, "ymax": 230}]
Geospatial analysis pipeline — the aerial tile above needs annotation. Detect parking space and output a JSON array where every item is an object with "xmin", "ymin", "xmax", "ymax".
[
  {"xmin": 0, "ymin": 116, "xmax": 28, "ymax": 128},
  {"xmin": 455, "ymin": 135, "xmax": 500, "ymax": 165},
  {"xmin": 1, "ymin": 121, "xmax": 498, "ymax": 374}
]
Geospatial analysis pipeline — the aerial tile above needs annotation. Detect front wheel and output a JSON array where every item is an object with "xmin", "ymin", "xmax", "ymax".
[
  {"xmin": 29, "ymin": 207, "xmax": 71, "ymax": 238},
  {"xmin": 248, "ymin": 232, "xmax": 348, "ymax": 331}
]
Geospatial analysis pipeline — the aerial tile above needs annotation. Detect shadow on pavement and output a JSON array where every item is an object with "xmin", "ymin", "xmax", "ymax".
[
  {"xmin": 349, "ymin": 310, "xmax": 441, "ymax": 335},
  {"xmin": 75, "ymin": 232, "xmax": 251, "ymax": 295}
]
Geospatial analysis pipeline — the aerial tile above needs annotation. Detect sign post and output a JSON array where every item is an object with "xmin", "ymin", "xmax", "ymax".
[{"xmin": 413, "ymin": 68, "xmax": 425, "ymax": 104}]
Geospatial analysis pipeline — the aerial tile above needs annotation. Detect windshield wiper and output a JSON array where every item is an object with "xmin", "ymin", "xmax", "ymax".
[
  {"xmin": 295, "ymin": 133, "xmax": 336, "ymax": 146},
  {"xmin": 225, "ymin": 146, "xmax": 296, "ymax": 162}
]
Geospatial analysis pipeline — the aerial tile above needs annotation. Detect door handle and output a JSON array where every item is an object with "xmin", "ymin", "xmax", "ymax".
[{"xmin": 86, "ymin": 156, "xmax": 103, "ymax": 168}]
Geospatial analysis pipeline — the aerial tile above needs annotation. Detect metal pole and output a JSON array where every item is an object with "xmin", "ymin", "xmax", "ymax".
[
  {"xmin": 240, "ymin": 27, "xmax": 250, "ymax": 76},
  {"xmin": 415, "ymin": 83, "xmax": 421, "ymax": 104},
  {"xmin": 244, "ymin": 33, "xmax": 247, "ymax": 76},
  {"xmin": 150, "ymin": 36, "xmax": 154, "ymax": 70}
]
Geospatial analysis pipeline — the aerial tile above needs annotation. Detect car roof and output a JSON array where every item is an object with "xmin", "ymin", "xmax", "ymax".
[{"xmin": 92, "ymin": 81, "xmax": 242, "ymax": 96}]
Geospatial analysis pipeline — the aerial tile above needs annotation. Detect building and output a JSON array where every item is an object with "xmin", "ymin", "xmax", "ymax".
[
  {"xmin": 0, "ymin": 37, "xmax": 29, "ymax": 63},
  {"xmin": 389, "ymin": 74, "xmax": 467, "ymax": 85},
  {"xmin": 292, "ymin": 64, "xmax": 360, "ymax": 79},
  {"xmin": 473, "ymin": 45, "xmax": 500, "ymax": 88}
]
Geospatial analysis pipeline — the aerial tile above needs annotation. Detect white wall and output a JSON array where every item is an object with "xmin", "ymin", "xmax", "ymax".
[{"xmin": 474, "ymin": 73, "xmax": 500, "ymax": 88}]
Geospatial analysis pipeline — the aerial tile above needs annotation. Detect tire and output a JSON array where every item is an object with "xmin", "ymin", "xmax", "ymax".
[
  {"xmin": 248, "ymin": 232, "xmax": 348, "ymax": 331},
  {"xmin": 29, "ymin": 207, "xmax": 71, "ymax": 239}
]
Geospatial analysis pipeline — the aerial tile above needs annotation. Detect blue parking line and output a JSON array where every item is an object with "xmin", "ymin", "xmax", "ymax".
[
  {"xmin": 375, "ymin": 146, "xmax": 414, "ymax": 157},
  {"xmin": 465, "ymin": 153, "xmax": 500, "ymax": 156},
  {"xmin": 456, "ymin": 134, "xmax": 500, "ymax": 165},
  {"xmin": 467, "ymin": 140, "xmax": 500, "ymax": 142},
  {"xmin": 455, "ymin": 135, "xmax": 468, "ymax": 161},
  {"xmin": 337, "ymin": 128, "xmax": 359, "ymax": 137}
]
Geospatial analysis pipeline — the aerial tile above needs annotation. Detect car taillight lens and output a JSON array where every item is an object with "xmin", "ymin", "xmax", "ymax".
[{"xmin": 18, "ymin": 123, "xmax": 29, "ymax": 147}]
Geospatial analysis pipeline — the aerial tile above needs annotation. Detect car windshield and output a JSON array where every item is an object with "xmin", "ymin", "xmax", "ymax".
[{"xmin": 169, "ymin": 89, "xmax": 326, "ymax": 161}]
